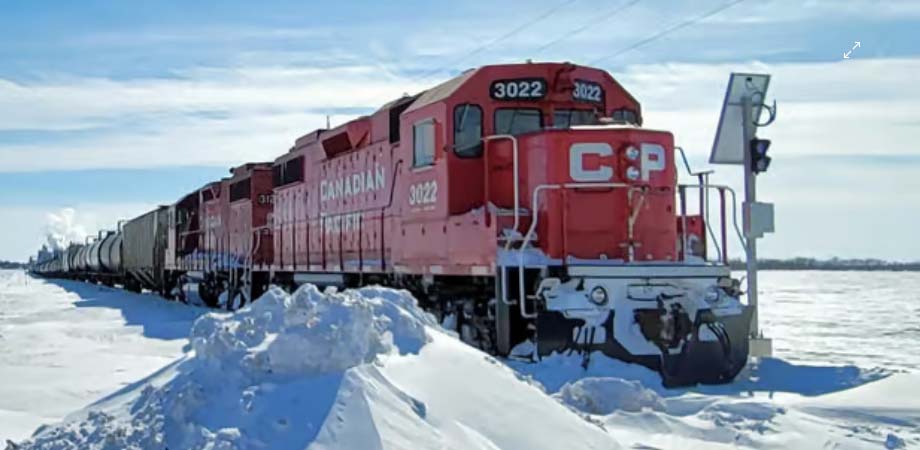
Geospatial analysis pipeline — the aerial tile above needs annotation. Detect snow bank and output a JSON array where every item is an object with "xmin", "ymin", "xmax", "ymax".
[
  {"xmin": 189, "ymin": 284, "xmax": 434, "ymax": 378},
  {"xmin": 555, "ymin": 377, "xmax": 665, "ymax": 414},
  {"xmin": 12, "ymin": 285, "xmax": 439, "ymax": 450},
  {"xmin": 12, "ymin": 284, "xmax": 620, "ymax": 450}
]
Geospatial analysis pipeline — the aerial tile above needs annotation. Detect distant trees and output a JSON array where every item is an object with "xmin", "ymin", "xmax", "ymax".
[
  {"xmin": 729, "ymin": 257, "xmax": 920, "ymax": 271},
  {"xmin": 0, "ymin": 260, "xmax": 26, "ymax": 269}
]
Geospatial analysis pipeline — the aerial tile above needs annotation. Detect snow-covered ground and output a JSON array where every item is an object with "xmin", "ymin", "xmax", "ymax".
[
  {"xmin": 1, "ymin": 269, "xmax": 918, "ymax": 449},
  {"xmin": 757, "ymin": 271, "xmax": 920, "ymax": 372},
  {"xmin": 0, "ymin": 270, "xmax": 207, "ymax": 442}
]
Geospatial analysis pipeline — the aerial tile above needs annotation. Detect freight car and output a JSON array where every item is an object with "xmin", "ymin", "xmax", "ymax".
[{"xmin": 31, "ymin": 62, "xmax": 756, "ymax": 386}]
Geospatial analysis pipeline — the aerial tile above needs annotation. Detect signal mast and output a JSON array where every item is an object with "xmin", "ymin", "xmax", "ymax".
[{"xmin": 710, "ymin": 73, "xmax": 777, "ymax": 357}]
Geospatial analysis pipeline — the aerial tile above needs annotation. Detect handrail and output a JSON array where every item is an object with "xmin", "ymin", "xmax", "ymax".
[
  {"xmin": 483, "ymin": 134, "xmax": 521, "ymax": 250},
  {"xmin": 513, "ymin": 182, "xmax": 636, "ymax": 318},
  {"xmin": 677, "ymin": 183, "xmax": 747, "ymax": 254},
  {"xmin": 675, "ymin": 146, "xmax": 714, "ymax": 177},
  {"xmin": 178, "ymin": 229, "xmax": 205, "ymax": 238},
  {"xmin": 700, "ymin": 174, "xmax": 723, "ymax": 262},
  {"xmin": 626, "ymin": 187, "xmax": 648, "ymax": 262},
  {"xmin": 675, "ymin": 146, "xmax": 723, "ymax": 261}
]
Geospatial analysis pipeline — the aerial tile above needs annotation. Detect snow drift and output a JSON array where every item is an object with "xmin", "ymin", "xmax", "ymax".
[{"xmin": 12, "ymin": 284, "xmax": 619, "ymax": 450}]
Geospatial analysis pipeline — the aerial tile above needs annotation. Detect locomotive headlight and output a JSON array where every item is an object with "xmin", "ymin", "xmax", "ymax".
[
  {"xmin": 589, "ymin": 286, "xmax": 609, "ymax": 306},
  {"xmin": 625, "ymin": 145, "xmax": 640, "ymax": 161},
  {"xmin": 626, "ymin": 166, "xmax": 640, "ymax": 181}
]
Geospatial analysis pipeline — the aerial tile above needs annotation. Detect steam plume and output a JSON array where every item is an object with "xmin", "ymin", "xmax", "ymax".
[{"xmin": 44, "ymin": 208, "xmax": 88, "ymax": 251}]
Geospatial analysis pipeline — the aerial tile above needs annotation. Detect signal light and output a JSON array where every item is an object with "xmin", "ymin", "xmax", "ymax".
[{"xmin": 749, "ymin": 138, "xmax": 771, "ymax": 174}]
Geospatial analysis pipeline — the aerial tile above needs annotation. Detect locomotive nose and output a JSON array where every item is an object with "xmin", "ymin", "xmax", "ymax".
[{"xmin": 536, "ymin": 275, "xmax": 753, "ymax": 387}]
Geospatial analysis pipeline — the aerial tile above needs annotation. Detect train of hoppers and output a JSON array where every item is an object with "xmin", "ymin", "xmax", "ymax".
[{"xmin": 31, "ymin": 62, "xmax": 753, "ymax": 387}]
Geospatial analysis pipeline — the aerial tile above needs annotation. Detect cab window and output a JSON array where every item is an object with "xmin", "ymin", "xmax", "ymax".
[
  {"xmin": 553, "ymin": 109, "xmax": 598, "ymax": 128},
  {"xmin": 230, "ymin": 178, "xmax": 251, "ymax": 202},
  {"xmin": 413, "ymin": 119, "xmax": 436, "ymax": 167},
  {"xmin": 612, "ymin": 108, "xmax": 640, "ymax": 125},
  {"xmin": 453, "ymin": 104, "xmax": 483, "ymax": 158},
  {"xmin": 494, "ymin": 108, "xmax": 542, "ymax": 136}
]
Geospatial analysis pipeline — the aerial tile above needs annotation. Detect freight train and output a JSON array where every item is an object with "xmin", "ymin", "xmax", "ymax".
[{"xmin": 31, "ymin": 62, "xmax": 753, "ymax": 387}]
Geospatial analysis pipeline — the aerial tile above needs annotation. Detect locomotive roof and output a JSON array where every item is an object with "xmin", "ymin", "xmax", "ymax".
[
  {"xmin": 271, "ymin": 61, "xmax": 640, "ymax": 167},
  {"xmin": 403, "ymin": 62, "xmax": 639, "ymax": 114},
  {"xmin": 403, "ymin": 69, "xmax": 478, "ymax": 114}
]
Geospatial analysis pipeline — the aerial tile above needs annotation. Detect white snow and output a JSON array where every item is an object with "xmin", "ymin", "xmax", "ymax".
[
  {"xmin": 2, "ymin": 269, "xmax": 919, "ymax": 449},
  {"xmin": 511, "ymin": 351, "xmax": 919, "ymax": 449},
  {"xmin": 757, "ymin": 271, "xmax": 920, "ymax": 372},
  {"xmin": 0, "ymin": 270, "xmax": 205, "ymax": 443},
  {"xmin": 7, "ymin": 280, "xmax": 620, "ymax": 450}
]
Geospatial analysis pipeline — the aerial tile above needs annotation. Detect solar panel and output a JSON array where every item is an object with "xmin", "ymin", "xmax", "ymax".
[{"xmin": 709, "ymin": 73, "xmax": 771, "ymax": 165}]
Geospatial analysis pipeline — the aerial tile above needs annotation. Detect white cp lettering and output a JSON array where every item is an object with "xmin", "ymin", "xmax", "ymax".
[
  {"xmin": 569, "ymin": 143, "xmax": 613, "ymax": 182},
  {"xmin": 640, "ymin": 143, "xmax": 666, "ymax": 182}
]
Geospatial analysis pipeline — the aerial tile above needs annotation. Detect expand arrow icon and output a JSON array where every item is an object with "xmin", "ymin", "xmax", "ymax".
[{"xmin": 844, "ymin": 41, "xmax": 861, "ymax": 59}]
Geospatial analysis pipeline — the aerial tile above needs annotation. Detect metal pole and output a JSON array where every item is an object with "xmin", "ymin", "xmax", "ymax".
[{"xmin": 741, "ymin": 93, "xmax": 759, "ymax": 338}]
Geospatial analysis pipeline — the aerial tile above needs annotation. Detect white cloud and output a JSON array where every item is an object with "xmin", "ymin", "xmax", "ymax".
[
  {"xmin": 2, "ymin": 58, "xmax": 918, "ymax": 173},
  {"xmin": 0, "ymin": 65, "xmax": 425, "ymax": 131},
  {"xmin": 613, "ymin": 58, "xmax": 920, "ymax": 261},
  {"xmin": 0, "ymin": 65, "xmax": 430, "ymax": 171},
  {"xmin": 617, "ymin": 58, "xmax": 920, "ymax": 166}
]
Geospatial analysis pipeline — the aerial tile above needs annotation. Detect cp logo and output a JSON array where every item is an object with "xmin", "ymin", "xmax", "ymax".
[{"xmin": 569, "ymin": 143, "xmax": 666, "ymax": 182}]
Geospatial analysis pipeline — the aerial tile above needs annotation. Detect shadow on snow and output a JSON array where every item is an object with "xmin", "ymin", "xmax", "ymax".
[
  {"xmin": 46, "ymin": 279, "xmax": 209, "ymax": 341},
  {"xmin": 506, "ymin": 353, "xmax": 890, "ymax": 398}
]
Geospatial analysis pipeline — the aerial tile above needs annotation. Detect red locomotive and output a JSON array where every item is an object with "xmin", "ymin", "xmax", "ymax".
[{"xmin": 32, "ymin": 62, "xmax": 752, "ymax": 386}]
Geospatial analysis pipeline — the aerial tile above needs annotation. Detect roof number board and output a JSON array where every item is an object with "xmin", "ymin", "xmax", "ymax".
[
  {"xmin": 573, "ymin": 80, "xmax": 604, "ymax": 104},
  {"xmin": 490, "ymin": 78, "xmax": 547, "ymax": 101}
]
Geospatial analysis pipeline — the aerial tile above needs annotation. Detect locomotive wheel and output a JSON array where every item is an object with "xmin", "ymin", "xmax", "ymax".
[{"xmin": 198, "ymin": 277, "xmax": 220, "ymax": 308}]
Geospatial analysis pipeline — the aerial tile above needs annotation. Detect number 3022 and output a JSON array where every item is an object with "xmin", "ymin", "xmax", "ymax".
[
  {"xmin": 409, "ymin": 181, "xmax": 438, "ymax": 206},
  {"xmin": 490, "ymin": 79, "xmax": 546, "ymax": 100}
]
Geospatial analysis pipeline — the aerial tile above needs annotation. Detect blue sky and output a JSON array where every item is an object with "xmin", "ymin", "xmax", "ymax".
[{"xmin": 2, "ymin": 0, "xmax": 919, "ymax": 261}]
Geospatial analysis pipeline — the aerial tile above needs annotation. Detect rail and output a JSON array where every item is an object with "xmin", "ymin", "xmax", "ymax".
[
  {"xmin": 501, "ymin": 180, "xmax": 746, "ymax": 318},
  {"xmin": 508, "ymin": 182, "xmax": 639, "ymax": 318},
  {"xmin": 677, "ymin": 183, "xmax": 746, "ymax": 263},
  {"xmin": 675, "ymin": 146, "xmax": 722, "ymax": 261},
  {"xmin": 674, "ymin": 146, "xmax": 746, "ymax": 263},
  {"xmin": 482, "ymin": 135, "xmax": 522, "ymax": 250}
]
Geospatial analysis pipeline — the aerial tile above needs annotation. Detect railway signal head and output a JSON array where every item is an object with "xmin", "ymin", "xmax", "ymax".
[{"xmin": 749, "ymin": 138, "xmax": 771, "ymax": 174}]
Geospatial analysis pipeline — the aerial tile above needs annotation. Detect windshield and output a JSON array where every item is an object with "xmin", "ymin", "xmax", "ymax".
[
  {"xmin": 494, "ymin": 108, "xmax": 542, "ymax": 136},
  {"xmin": 553, "ymin": 109, "xmax": 598, "ymax": 128}
]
